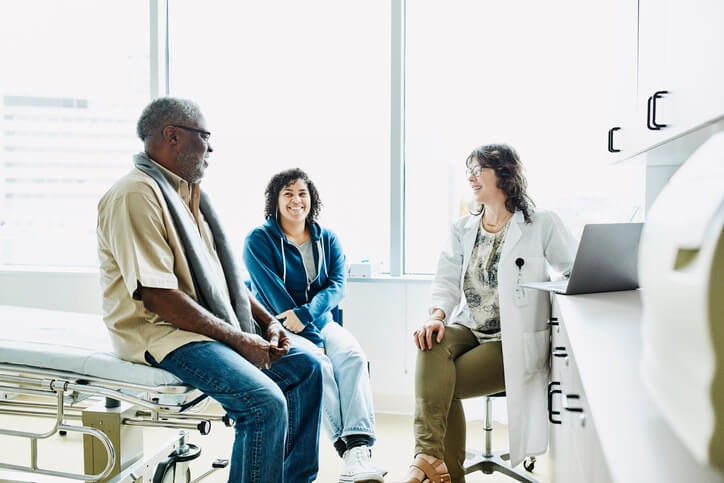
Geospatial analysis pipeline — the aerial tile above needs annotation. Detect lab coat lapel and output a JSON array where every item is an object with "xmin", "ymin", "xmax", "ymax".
[
  {"xmin": 500, "ymin": 211, "xmax": 524, "ymax": 263},
  {"xmin": 461, "ymin": 212, "xmax": 483, "ymax": 275}
]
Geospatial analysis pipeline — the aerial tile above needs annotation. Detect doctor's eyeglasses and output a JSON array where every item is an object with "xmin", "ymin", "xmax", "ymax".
[{"xmin": 465, "ymin": 165, "xmax": 483, "ymax": 178}]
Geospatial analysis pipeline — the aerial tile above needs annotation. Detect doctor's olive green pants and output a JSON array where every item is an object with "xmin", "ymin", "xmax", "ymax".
[{"xmin": 414, "ymin": 324, "xmax": 505, "ymax": 483}]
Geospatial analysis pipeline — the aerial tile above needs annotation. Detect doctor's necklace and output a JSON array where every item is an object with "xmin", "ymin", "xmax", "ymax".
[{"xmin": 482, "ymin": 212, "xmax": 512, "ymax": 231}]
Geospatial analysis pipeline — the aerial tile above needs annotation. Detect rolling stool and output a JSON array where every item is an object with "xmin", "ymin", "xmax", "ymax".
[{"xmin": 464, "ymin": 392, "xmax": 538, "ymax": 482}]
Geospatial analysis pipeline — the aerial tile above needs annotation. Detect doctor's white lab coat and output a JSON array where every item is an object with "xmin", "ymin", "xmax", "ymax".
[{"xmin": 430, "ymin": 209, "xmax": 577, "ymax": 467}]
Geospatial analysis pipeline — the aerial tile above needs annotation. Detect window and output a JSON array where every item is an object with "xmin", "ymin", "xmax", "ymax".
[
  {"xmin": 404, "ymin": 1, "xmax": 644, "ymax": 273},
  {"xmin": 169, "ymin": 0, "xmax": 390, "ymax": 269},
  {"xmin": 0, "ymin": 2, "xmax": 646, "ymax": 275},
  {"xmin": 0, "ymin": 1, "xmax": 150, "ymax": 266}
]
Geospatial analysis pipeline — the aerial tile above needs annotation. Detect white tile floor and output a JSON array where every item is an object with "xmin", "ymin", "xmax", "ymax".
[{"xmin": 0, "ymin": 402, "xmax": 550, "ymax": 482}]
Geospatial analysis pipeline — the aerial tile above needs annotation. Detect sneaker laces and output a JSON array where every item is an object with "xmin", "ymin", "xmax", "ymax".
[{"xmin": 349, "ymin": 446, "xmax": 368, "ymax": 464}]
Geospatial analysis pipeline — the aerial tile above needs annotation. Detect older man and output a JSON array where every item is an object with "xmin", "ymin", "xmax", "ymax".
[{"xmin": 96, "ymin": 97, "xmax": 323, "ymax": 482}]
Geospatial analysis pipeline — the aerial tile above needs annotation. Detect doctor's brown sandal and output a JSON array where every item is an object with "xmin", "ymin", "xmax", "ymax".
[{"xmin": 397, "ymin": 454, "xmax": 451, "ymax": 483}]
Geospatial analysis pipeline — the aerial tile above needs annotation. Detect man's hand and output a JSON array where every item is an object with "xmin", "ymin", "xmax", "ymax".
[
  {"xmin": 277, "ymin": 309, "xmax": 305, "ymax": 333},
  {"xmin": 230, "ymin": 332, "xmax": 272, "ymax": 369},
  {"xmin": 266, "ymin": 321, "xmax": 290, "ymax": 362}
]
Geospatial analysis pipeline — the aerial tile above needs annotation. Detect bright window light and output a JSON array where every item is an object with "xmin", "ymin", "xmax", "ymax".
[
  {"xmin": 169, "ymin": 0, "xmax": 391, "ymax": 271},
  {"xmin": 404, "ymin": 1, "xmax": 644, "ymax": 273},
  {"xmin": 0, "ymin": 1, "xmax": 149, "ymax": 266}
]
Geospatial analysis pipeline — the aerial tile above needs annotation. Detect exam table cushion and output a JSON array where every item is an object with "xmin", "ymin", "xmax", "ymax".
[{"xmin": 0, "ymin": 305, "xmax": 184, "ymax": 387}]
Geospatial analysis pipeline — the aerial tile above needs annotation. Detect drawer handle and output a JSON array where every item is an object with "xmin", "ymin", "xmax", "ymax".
[
  {"xmin": 548, "ymin": 381, "xmax": 562, "ymax": 424},
  {"xmin": 564, "ymin": 394, "xmax": 584, "ymax": 413},
  {"xmin": 552, "ymin": 346, "xmax": 568, "ymax": 358}
]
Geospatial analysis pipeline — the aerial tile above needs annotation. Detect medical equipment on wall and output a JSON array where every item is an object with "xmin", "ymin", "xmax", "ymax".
[
  {"xmin": 639, "ymin": 130, "xmax": 724, "ymax": 472},
  {"xmin": 0, "ymin": 305, "xmax": 231, "ymax": 482}
]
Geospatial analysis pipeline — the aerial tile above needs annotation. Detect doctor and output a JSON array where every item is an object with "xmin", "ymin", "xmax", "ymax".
[{"xmin": 399, "ymin": 144, "xmax": 577, "ymax": 483}]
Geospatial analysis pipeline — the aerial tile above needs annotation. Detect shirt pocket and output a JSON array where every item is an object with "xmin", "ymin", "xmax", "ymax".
[{"xmin": 522, "ymin": 327, "xmax": 551, "ymax": 375}]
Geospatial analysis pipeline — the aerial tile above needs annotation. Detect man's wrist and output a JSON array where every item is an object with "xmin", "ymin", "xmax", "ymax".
[{"xmin": 259, "ymin": 316, "xmax": 279, "ymax": 330}]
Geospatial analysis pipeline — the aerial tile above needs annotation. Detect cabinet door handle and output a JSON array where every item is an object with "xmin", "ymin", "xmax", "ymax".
[
  {"xmin": 607, "ymin": 127, "xmax": 621, "ymax": 153},
  {"xmin": 548, "ymin": 381, "xmax": 562, "ymax": 424},
  {"xmin": 547, "ymin": 317, "xmax": 559, "ymax": 326},
  {"xmin": 552, "ymin": 346, "xmax": 568, "ymax": 357},
  {"xmin": 647, "ymin": 95, "xmax": 658, "ymax": 130},
  {"xmin": 652, "ymin": 90, "xmax": 669, "ymax": 129},
  {"xmin": 564, "ymin": 394, "xmax": 584, "ymax": 413}
]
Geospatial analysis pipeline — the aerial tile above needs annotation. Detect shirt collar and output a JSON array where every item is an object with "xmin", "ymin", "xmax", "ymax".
[{"xmin": 141, "ymin": 152, "xmax": 198, "ymax": 205}]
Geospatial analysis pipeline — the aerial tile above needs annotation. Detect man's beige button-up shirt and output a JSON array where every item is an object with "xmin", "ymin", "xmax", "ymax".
[{"xmin": 97, "ymin": 157, "xmax": 231, "ymax": 365}]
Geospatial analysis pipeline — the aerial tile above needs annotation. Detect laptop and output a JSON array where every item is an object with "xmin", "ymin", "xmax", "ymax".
[{"xmin": 520, "ymin": 222, "xmax": 644, "ymax": 295}]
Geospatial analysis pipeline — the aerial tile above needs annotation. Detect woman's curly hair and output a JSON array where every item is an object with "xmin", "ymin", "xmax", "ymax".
[
  {"xmin": 466, "ymin": 143, "xmax": 535, "ymax": 223},
  {"xmin": 264, "ymin": 168, "xmax": 322, "ymax": 225}
]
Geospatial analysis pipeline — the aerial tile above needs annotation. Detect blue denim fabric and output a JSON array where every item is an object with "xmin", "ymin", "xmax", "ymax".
[
  {"xmin": 286, "ymin": 322, "xmax": 376, "ymax": 445},
  {"xmin": 146, "ymin": 341, "xmax": 323, "ymax": 483}
]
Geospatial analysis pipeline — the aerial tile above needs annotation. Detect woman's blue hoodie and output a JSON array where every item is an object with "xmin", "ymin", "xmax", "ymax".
[{"xmin": 242, "ymin": 218, "xmax": 346, "ymax": 347}]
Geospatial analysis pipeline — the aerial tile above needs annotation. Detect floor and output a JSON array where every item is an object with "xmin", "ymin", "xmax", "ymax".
[{"xmin": 0, "ymin": 401, "xmax": 550, "ymax": 482}]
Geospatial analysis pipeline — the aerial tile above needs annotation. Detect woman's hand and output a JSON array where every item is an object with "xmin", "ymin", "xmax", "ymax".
[
  {"xmin": 277, "ymin": 309, "xmax": 305, "ymax": 333},
  {"xmin": 414, "ymin": 318, "xmax": 445, "ymax": 350}
]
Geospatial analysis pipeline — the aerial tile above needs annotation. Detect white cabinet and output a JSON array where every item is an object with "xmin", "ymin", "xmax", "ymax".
[
  {"xmin": 635, "ymin": 0, "xmax": 724, "ymax": 153},
  {"xmin": 602, "ymin": 0, "xmax": 638, "ymax": 161},
  {"xmin": 549, "ymin": 314, "xmax": 611, "ymax": 483},
  {"xmin": 606, "ymin": 0, "xmax": 724, "ymax": 161},
  {"xmin": 662, "ymin": 0, "xmax": 724, "ymax": 134}
]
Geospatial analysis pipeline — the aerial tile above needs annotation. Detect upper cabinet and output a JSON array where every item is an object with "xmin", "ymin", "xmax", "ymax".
[
  {"xmin": 661, "ymin": 0, "xmax": 724, "ymax": 135},
  {"xmin": 607, "ymin": 0, "xmax": 724, "ymax": 160},
  {"xmin": 603, "ymin": 0, "xmax": 639, "ymax": 162}
]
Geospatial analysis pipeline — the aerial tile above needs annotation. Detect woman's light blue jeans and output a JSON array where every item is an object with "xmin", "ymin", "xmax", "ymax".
[
  {"xmin": 146, "ymin": 341, "xmax": 323, "ymax": 483},
  {"xmin": 286, "ymin": 321, "xmax": 376, "ymax": 446}
]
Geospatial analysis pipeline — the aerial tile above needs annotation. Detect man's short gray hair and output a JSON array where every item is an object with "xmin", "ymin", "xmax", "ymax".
[{"xmin": 136, "ymin": 97, "xmax": 203, "ymax": 141}]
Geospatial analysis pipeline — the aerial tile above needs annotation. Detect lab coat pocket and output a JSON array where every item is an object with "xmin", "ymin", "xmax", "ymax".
[
  {"xmin": 522, "ymin": 328, "xmax": 551, "ymax": 375},
  {"xmin": 512, "ymin": 256, "xmax": 545, "ymax": 307}
]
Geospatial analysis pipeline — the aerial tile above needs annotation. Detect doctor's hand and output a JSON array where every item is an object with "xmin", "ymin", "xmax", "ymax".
[
  {"xmin": 266, "ymin": 321, "xmax": 290, "ymax": 362},
  {"xmin": 414, "ymin": 319, "xmax": 445, "ymax": 351},
  {"xmin": 277, "ymin": 309, "xmax": 305, "ymax": 334}
]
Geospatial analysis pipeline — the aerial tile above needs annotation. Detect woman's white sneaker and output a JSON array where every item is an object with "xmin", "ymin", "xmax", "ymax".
[{"xmin": 339, "ymin": 446, "xmax": 385, "ymax": 482}]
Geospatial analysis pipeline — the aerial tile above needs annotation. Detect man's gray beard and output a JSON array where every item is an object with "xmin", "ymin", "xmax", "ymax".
[{"xmin": 177, "ymin": 152, "xmax": 204, "ymax": 183}]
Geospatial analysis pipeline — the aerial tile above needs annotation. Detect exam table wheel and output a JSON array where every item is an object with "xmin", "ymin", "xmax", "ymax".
[
  {"xmin": 153, "ymin": 443, "xmax": 201, "ymax": 483},
  {"xmin": 523, "ymin": 456, "xmax": 536, "ymax": 472}
]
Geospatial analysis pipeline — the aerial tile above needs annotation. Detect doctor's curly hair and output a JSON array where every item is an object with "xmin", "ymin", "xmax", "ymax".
[
  {"xmin": 264, "ymin": 168, "xmax": 322, "ymax": 225},
  {"xmin": 466, "ymin": 143, "xmax": 535, "ymax": 223}
]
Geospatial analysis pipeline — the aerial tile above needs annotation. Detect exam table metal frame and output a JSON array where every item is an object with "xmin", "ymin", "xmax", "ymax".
[{"xmin": 0, "ymin": 361, "xmax": 230, "ymax": 482}]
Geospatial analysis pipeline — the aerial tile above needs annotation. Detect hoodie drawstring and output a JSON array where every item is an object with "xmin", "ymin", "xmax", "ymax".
[
  {"xmin": 280, "ymin": 237, "xmax": 287, "ymax": 283},
  {"xmin": 278, "ymin": 227, "xmax": 326, "ymax": 302}
]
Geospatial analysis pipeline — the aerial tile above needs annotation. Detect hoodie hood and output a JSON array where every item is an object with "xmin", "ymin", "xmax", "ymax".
[
  {"xmin": 262, "ymin": 217, "xmax": 327, "ymax": 285},
  {"xmin": 262, "ymin": 217, "xmax": 323, "ymax": 242}
]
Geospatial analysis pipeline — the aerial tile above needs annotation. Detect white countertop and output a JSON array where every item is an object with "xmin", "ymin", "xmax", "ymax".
[{"xmin": 554, "ymin": 290, "xmax": 723, "ymax": 483}]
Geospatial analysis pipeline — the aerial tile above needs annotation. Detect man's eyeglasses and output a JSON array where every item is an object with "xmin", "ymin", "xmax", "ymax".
[
  {"xmin": 170, "ymin": 124, "xmax": 211, "ymax": 142},
  {"xmin": 465, "ymin": 165, "xmax": 484, "ymax": 178}
]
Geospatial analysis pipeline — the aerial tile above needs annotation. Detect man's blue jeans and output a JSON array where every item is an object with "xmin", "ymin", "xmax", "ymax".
[{"xmin": 146, "ymin": 341, "xmax": 323, "ymax": 483}]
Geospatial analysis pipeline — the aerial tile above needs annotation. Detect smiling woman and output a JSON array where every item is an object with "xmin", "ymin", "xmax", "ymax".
[{"xmin": 242, "ymin": 168, "xmax": 386, "ymax": 482}]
